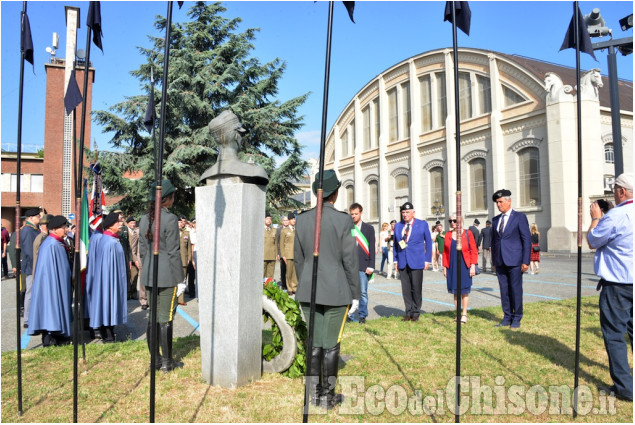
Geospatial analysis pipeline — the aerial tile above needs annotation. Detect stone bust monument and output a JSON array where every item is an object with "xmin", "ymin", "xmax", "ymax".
[{"xmin": 199, "ymin": 110, "xmax": 269, "ymax": 185}]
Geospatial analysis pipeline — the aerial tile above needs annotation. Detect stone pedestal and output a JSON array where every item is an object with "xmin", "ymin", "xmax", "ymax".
[{"xmin": 195, "ymin": 177, "xmax": 265, "ymax": 387}]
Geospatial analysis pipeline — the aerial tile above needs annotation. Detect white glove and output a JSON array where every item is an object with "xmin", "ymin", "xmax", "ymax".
[
  {"xmin": 176, "ymin": 279, "xmax": 187, "ymax": 297},
  {"xmin": 349, "ymin": 299, "xmax": 359, "ymax": 316}
]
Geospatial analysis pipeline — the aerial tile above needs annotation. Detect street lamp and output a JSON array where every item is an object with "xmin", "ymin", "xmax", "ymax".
[
  {"xmin": 431, "ymin": 199, "xmax": 445, "ymax": 222},
  {"xmin": 584, "ymin": 8, "xmax": 633, "ymax": 177}
]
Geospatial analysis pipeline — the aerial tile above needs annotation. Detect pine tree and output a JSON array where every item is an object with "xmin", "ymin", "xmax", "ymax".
[{"xmin": 93, "ymin": 1, "xmax": 309, "ymax": 219}]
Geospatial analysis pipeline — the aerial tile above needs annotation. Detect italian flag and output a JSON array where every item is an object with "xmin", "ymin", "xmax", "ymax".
[
  {"xmin": 352, "ymin": 226, "xmax": 369, "ymax": 256},
  {"xmin": 80, "ymin": 180, "xmax": 90, "ymax": 291}
]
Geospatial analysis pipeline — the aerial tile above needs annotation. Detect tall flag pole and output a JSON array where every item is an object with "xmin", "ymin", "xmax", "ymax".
[
  {"xmin": 302, "ymin": 2, "xmax": 354, "ymax": 422},
  {"xmin": 558, "ymin": 1, "xmax": 596, "ymax": 418},
  {"xmin": 444, "ymin": 1, "xmax": 470, "ymax": 422},
  {"xmin": 149, "ymin": 2, "xmax": 179, "ymax": 422},
  {"xmin": 15, "ymin": 0, "xmax": 34, "ymax": 416}
]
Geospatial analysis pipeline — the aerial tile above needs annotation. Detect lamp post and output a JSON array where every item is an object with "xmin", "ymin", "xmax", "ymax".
[
  {"xmin": 431, "ymin": 199, "xmax": 445, "ymax": 223},
  {"xmin": 584, "ymin": 8, "xmax": 633, "ymax": 177}
]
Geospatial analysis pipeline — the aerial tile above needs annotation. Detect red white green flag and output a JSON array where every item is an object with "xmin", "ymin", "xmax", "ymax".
[{"xmin": 80, "ymin": 179, "xmax": 90, "ymax": 288}]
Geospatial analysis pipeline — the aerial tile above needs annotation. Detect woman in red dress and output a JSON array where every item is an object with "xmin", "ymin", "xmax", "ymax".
[{"xmin": 529, "ymin": 223, "xmax": 540, "ymax": 274}]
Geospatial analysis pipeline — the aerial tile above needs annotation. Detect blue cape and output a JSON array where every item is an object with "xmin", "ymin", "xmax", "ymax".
[
  {"xmin": 27, "ymin": 236, "xmax": 72, "ymax": 336},
  {"xmin": 86, "ymin": 233, "xmax": 128, "ymax": 328},
  {"xmin": 84, "ymin": 231, "xmax": 103, "ymax": 317}
]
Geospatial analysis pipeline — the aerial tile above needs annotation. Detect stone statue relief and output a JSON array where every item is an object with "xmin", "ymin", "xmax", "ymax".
[
  {"xmin": 544, "ymin": 72, "xmax": 573, "ymax": 104},
  {"xmin": 199, "ymin": 110, "xmax": 269, "ymax": 185},
  {"xmin": 578, "ymin": 68, "xmax": 603, "ymax": 101}
]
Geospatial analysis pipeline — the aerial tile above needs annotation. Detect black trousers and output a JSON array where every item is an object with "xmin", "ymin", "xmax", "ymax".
[
  {"xmin": 186, "ymin": 262, "xmax": 196, "ymax": 296},
  {"xmin": 400, "ymin": 266, "xmax": 423, "ymax": 317}
]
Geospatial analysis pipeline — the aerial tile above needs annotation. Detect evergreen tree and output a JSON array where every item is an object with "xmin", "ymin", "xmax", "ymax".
[{"xmin": 93, "ymin": 1, "xmax": 309, "ymax": 219}]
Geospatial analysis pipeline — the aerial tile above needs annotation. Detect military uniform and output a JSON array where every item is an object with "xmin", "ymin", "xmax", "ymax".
[
  {"xmin": 279, "ymin": 224, "xmax": 297, "ymax": 293},
  {"xmin": 263, "ymin": 224, "xmax": 277, "ymax": 279},
  {"xmin": 294, "ymin": 170, "xmax": 360, "ymax": 409},
  {"xmin": 118, "ymin": 222, "xmax": 133, "ymax": 298},
  {"xmin": 178, "ymin": 227, "xmax": 192, "ymax": 304}
]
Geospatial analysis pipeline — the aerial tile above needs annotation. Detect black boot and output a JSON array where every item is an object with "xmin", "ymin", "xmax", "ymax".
[
  {"xmin": 166, "ymin": 321, "xmax": 184, "ymax": 369},
  {"xmin": 307, "ymin": 346, "xmax": 323, "ymax": 407},
  {"xmin": 146, "ymin": 322, "xmax": 162, "ymax": 370},
  {"xmin": 322, "ymin": 343, "xmax": 344, "ymax": 409}
]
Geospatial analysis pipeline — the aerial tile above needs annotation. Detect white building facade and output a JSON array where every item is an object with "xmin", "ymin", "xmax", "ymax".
[{"xmin": 314, "ymin": 48, "xmax": 633, "ymax": 252}]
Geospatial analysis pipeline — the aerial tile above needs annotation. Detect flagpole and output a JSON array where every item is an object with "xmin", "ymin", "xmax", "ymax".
[
  {"xmin": 150, "ymin": 2, "xmax": 174, "ymax": 422},
  {"xmin": 71, "ymin": 99, "xmax": 80, "ymax": 423},
  {"xmin": 448, "ymin": 2, "xmax": 465, "ymax": 422},
  {"xmin": 14, "ymin": 1, "xmax": 29, "ymax": 416},
  {"xmin": 572, "ymin": 0, "xmax": 583, "ymax": 419}
]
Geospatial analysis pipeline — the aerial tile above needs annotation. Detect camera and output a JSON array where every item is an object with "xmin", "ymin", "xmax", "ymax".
[{"xmin": 596, "ymin": 199, "xmax": 613, "ymax": 214}]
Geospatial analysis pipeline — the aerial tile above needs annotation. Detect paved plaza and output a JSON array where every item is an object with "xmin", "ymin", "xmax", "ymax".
[{"xmin": 1, "ymin": 254, "xmax": 600, "ymax": 352}]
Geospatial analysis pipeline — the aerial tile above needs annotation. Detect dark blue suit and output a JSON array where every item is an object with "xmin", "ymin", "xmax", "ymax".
[
  {"xmin": 393, "ymin": 219, "xmax": 432, "ymax": 318},
  {"xmin": 491, "ymin": 209, "xmax": 531, "ymax": 326}
]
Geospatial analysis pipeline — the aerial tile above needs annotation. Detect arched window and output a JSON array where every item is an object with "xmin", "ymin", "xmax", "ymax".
[
  {"xmin": 502, "ymin": 85, "xmax": 526, "ymax": 107},
  {"xmin": 388, "ymin": 88, "xmax": 398, "ymax": 142},
  {"xmin": 429, "ymin": 167, "xmax": 444, "ymax": 214},
  {"xmin": 341, "ymin": 129, "xmax": 349, "ymax": 157},
  {"xmin": 458, "ymin": 72, "xmax": 472, "ymax": 120},
  {"xmin": 395, "ymin": 174, "xmax": 409, "ymax": 190},
  {"xmin": 362, "ymin": 106, "xmax": 371, "ymax": 150},
  {"xmin": 604, "ymin": 143, "xmax": 614, "ymax": 164},
  {"xmin": 518, "ymin": 147, "xmax": 541, "ymax": 206},
  {"xmin": 345, "ymin": 185, "xmax": 354, "ymax": 209},
  {"xmin": 368, "ymin": 180, "xmax": 379, "ymax": 220},
  {"xmin": 469, "ymin": 159, "xmax": 487, "ymax": 211}
]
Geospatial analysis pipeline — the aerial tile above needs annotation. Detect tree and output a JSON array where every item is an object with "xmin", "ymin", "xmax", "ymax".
[{"xmin": 93, "ymin": 1, "xmax": 309, "ymax": 219}]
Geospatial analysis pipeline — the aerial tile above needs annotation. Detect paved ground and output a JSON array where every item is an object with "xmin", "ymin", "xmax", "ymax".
[{"xmin": 1, "ymin": 253, "xmax": 599, "ymax": 352}]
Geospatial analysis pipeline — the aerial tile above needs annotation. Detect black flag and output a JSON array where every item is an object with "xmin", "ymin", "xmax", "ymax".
[
  {"xmin": 343, "ymin": 1, "xmax": 355, "ymax": 23},
  {"xmin": 144, "ymin": 91, "xmax": 156, "ymax": 133},
  {"xmin": 178, "ymin": 1, "xmax": 184, "ymax": 8},
  {"xmin": 560, "ymin": 6, "xmax": 597, "ymax": 60},
  {"xmin": 21, "ymin": 11, "xmax": 34, "ymax": 67},
  {"xmin": 444, "ymin": 1, "xmax": 471, "ymax": 36},
  {"xmin": 87, "ymin": 1, "xmax": 103, "ymax": 52},
  {"xmin": 64, "ymin": 70, "xmax": 83, "ymax": 114}
]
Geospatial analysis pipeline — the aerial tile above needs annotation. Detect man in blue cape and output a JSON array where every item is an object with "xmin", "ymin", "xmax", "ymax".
[
  {"xmin": 27, "ymin": 215, "xmax": 72, "ymax": 347},
  {"xmin": 86, "ymin": 211, "xmax": 128, "ymax": 342}
]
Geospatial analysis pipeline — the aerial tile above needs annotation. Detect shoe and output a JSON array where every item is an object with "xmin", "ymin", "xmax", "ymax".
[
  {"xmin": 322, "ymin": 343, "xmax": 344, "ymax": 409},
  {"xmin": 410, "ymin": 316, "xmax": 419, "ymax": 322},
  {"xmin": 401, "ymin": 315, "xmax": 411, "ymax": 322},
  {"xmin": 461, "ymin": 315, "xmax": 468, "ymax": 324},
  {"xmin": 23, "ymin": 323, "xmax": 28, "ymax": 329},
  {"xmin": 178, "ymin": 302, "xmax": 187, "ymax": 306},
  {"xmin": 535, "ymin": 269, "xmax": 540, "ymax": 274},
  {"xmin": 495, "ymin": 322, "xmax": 511, "ymax": 328},
  {"xmin": 358, "ymin": 318, "xmax": 366, "ymax": 324},
  {"xmin": 598, "ymin": 385, "xmax": 633, "ymax": 401},
  {"xmin": 160, "ymin": 321, "xmax": 184, "ymax": 373},
  {"xmin": 510, "ymin": 323, "xmax": 521, "ymax": 329}
]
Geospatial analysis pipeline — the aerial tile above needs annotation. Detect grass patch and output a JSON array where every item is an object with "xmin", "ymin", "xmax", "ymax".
[{"xmin": 1, "ymin": 296, "xmax": 632, "ymax": 422}]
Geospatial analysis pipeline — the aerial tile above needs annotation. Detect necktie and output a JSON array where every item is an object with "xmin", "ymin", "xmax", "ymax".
[
  {"xmin": 498, "ymin": 215, "xmax": 505, "ymax": 236},
  {"xmin": 404, "ymin": 223, "xmax": 411, "ymax": 243}
]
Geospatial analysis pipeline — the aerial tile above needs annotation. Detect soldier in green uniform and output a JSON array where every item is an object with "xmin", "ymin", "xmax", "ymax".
[
  {"xmin": 263, "ymin": 213, "xmax": 277, "ymax": 279},
  {"xmin": 279, "ymin": 213, "xmax": 297, "ymax": 294},
  {"xmin": 177, "ymin": 217, "xmax": 192, "ymax": 305},
  {"xmin": 295, "ymin": 170, "xmax": 360, "ymax": 409},
  {"xmin": 114, "ymin": 210, "xmax": 134, "ymax": 299},
  {"xmin": 138, "ymin": 179, "xmax": 185, "ymax": 373}
]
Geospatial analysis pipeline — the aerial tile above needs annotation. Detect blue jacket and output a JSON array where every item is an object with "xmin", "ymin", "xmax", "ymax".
[
  {"xmin": 19, "ymin": 222, "xmax": 40, "ymax": 276},
  {"xmin": 491, "ymin": 209, "xmax": 531, "ymax": 267},
  {"xmin": 393, "ymin": 218, "xmax": 432, "ymax": 270}
]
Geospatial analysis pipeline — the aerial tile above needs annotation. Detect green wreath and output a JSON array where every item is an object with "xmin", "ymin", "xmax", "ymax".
[{"xmin": 262, "ymin": 282, "xmax": 307, "ymax": 378}]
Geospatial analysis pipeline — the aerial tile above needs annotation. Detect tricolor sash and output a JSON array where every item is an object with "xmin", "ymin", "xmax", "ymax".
[{"xmin": 352, "ymin": 226, "xmax": 369, "ymax": 256}]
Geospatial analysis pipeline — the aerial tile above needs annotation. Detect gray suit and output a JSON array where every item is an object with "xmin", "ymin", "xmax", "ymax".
[
  {"xmin": 138, "ymin": 208, "xmax": 184, "ymax": 288},
  {"xmin": 294, "ymin": 203, "xmax": 360, "ymax": 306}
]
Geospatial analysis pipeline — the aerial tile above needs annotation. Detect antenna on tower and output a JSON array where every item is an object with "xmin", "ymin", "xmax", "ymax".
[{"xmin": 46, "ymin": 32, "xmax": 59, "ymax": 63}]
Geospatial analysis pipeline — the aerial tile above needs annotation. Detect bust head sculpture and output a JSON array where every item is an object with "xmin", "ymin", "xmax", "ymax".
[{"xmin": 199, "ymin": 110, "xmax": 269, "ymax": 185}]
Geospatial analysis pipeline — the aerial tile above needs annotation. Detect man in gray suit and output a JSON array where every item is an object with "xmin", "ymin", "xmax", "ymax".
[
  {"xmin": 295, "ymin": 170, "xmax": 360, "ymax": 410},
  {"xmin": 138, "ymin": 179, "xmax": 185, "ymax": 372}
]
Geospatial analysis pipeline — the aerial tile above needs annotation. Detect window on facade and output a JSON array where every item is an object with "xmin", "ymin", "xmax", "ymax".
[
  {"xmin": 469, "ymin": 159, "xmax": 487, "ymax": 211},
  {"xmin": 9, "ymin": 174, "xmax": 25, "ymax": 192},
  {"xmin": 341, "ymin": 129, "xmax": 349, "ymax": 157},
  {"xmin": 368, "ymin": 180, "xmax": 379, "ymax": 220},
  {"xmin": 395, "ymin": 174, "xmax": 409, "ymax": 190},
  {"xmin": 350, "ymin": 120, "xmax": 355, "ymax": 152},
  {"xmin": 388, "ymin": 88, "xmax": 398, "ymax": 142},
  {"xmin": 429, "ymin": 167, "xmax": 444, "ymax": 214},
  {"xmin": 401, "ymin": 82, "xmax": 411, "ymax": 139},
  {"xmin": 328, "ymin": 145, "xmax": 335, "ymax": 162},
  {"xmin": 362, "ymin": 106, "xmax": 371, "ymax": 151},
  {"xmin": 458, "ymin": 72, "xmax": 472, "ymax": 120},
  {"xmin": 502, "ymin": 85, "xmax": 526, "ymax": 107},
  {"xmin": 436, "ymin": 73, "xmax": 447, "ymax": 128},
  {"xmin": 477, "ymin": 75, "xmax": 492, "ymax": 115},
  {"xmin": 31, "ymin": 174, "xmax": 43, "ymax": 193},
  {"xmin": 604, "ymin": 143, "xmax": 614, "ymax": 164},
  {"xmin": 420, "ymin": 75, "xmax": 432, "ymax": 132},
  {"xmin": 346, "ymin": 185, "xmax": 354, "ymax": 208},
  {"xmin": 373, "ymin": 98, "xmax": 380, "ymax": 148},
  {"xmin": 519, "ymin": 148, "xmax": 541, "ymax": 206}
]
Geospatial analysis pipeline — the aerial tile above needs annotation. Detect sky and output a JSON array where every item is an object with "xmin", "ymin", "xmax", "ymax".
[{"xmin": 1, "ymin": 1, "xmax": 633, "ymax": 162}]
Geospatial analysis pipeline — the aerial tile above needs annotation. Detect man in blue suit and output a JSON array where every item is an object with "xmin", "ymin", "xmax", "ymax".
[
  {"xmin": 491, "ymin": 189, "xmax": 531, "ymax": 329},
  {"xmin": 393, "ymin": 202, "xmax": 432, "ymax": 322}
]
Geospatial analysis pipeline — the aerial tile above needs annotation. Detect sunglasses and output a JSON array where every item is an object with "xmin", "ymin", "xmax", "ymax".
[{"xmin": 449, "ymin": 219, "xmax": 457, "ymax": 223}]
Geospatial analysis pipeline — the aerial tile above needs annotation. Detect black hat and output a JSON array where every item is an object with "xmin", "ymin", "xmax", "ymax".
[
  {"xmin": 312, "ymin": 169, "xmax": 341, "ymax": 199},
  {"xmin": 287, "ymin": 212, "xmax": 295, "ymax": 220},
  {"xmin": 390, "ymin": 220, "xmax": 397, "ymax": 224},
  {"xmin": 473, "ymin": 219, "xmax": 480, "ymax": 226},
  {"xmin": 149, "ymin": 179, "xmax": 177, "ymax": 202},
  {"xmin": 24, "ymin": 208, "xmax": 40, "ymax": 218},
  {"xmin": 435, "ymin": 220, "xmax": 441, "ymax": 225},
  {"xmin": 40, "ymin": 214, "xmax": 54, "ymax": 225},
  {"xmin": 179, "ymin": 216, "xmax": 187, "ymax": 221},
  {"xmin": 102, "ymin": 212, "xmax": 120, "ymax": 230},
  {"xmin": 486, "ymin": 220, "xmax": 492, "ymax": 225},
  {"xmin": 400, "ymin": 202, "xmax": 414, "ymax": 211},
  {"xmin": 492, "ymin": 189, "xmax": 512, "ymax": 202},
  {"xmin": 265, "ymin": 212, "xmax": 272, "ymax": 218},
  {"xmin": 126, "ymin": 216, "xmax": 136, "ymax": 223},
  {"xmin": 48, "ymin": 215, "xmax": 68, "ymax": 230}
]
